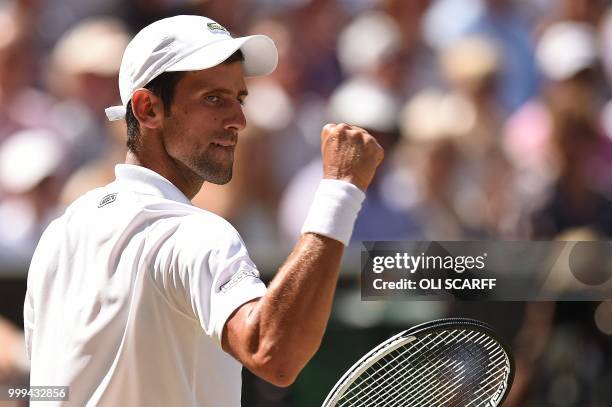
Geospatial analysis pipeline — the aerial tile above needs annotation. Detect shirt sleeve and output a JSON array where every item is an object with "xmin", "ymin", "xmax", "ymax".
[{"xmin": 153, "ymin": 213, "xmax": 267, "ymax": 346}]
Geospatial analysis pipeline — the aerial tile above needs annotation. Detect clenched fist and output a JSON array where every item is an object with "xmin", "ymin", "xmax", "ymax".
[{"xmin": 321, "ymin": 123, "xmax": 384, "ymax": 192}]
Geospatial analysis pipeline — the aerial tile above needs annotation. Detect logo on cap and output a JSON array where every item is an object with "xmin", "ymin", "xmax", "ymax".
[{"xmin": 207, "ymin": 22, "xmax": 229, "ymax": 35}]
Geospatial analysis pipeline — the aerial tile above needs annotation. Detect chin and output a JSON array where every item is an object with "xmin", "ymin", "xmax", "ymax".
[
  {"xmin": 198, "ymin": 165, "xmax": 233, "ymax": 185},
  {"xmin": 192, "ymin": 154, "xmax": 233, "ymax": 185},
  {"xmin": 206, "ymin": 172, "xmax": 233, "ymax": 185}
]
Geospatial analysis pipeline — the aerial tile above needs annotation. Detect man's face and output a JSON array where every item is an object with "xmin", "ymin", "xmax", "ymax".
[{"xmin": 162, "ymin": 62, "xmax": 248, "ymax": 185}]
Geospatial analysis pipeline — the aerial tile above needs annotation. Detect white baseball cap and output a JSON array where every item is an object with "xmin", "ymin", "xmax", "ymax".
[{"xmin": 105, "ymin": 15, "xmax": 278, "ymax": 121}]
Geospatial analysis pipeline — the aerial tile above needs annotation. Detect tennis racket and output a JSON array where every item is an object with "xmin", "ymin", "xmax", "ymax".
[{"xmin": 322, "ymin": 318, "xmax": 514, "ymax": 407}]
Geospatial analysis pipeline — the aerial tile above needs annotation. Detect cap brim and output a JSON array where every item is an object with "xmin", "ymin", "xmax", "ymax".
[{"xmin": 166, "ymin": 35, "xmax": 278, "ymax": 77}]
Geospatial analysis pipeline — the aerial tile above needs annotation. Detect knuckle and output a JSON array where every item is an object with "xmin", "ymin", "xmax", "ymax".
[
  {"xmin": 323, "ymin": 123, "xmax": 336, "ymax": 133},
  {"xmin": 364, "ymin": 135, "xmax": 377, "ymax": 146},
  {"xmin": 336, "ymin": 123, "xmax": 352, "ymax": 134},
  {"xmin": 346, "ymin": 130, "xmax": 358, "ymax": 140}
]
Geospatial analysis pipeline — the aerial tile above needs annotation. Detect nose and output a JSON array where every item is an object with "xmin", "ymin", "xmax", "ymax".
[{"xmin": 225, "ymin": 101, "xmax": 247, "ymax": 132}]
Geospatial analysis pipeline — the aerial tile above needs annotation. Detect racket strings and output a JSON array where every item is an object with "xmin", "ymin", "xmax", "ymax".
[
  {"xmin": 342, "ymin": 330, "xmax": 473, "ymax": 406},
  {"xmin": 459, "ymin": 351, "xmax": 508, "ymax": 407},
  {"xmin": 388, "ymin": 330, "xmax": 495, "ymax": 406},
  {"xmin": 406, "ymin": 334, "xmax": 507, "ymax": 407},
  {"xmin": 410, "ymin": 343, "xmax": 507, "ymax": 407},
  {"xmin": 397, "ymin": 331, "xmax": 485, "ymax": 406},
  {"xmin": 338, "ymin": 330, "xmax": 455, "ymax": 406},
  {"xmin": 335, "ymin": 328, "xmax": 509, "ymax": 407},
  {"xmin": 432, "ymin": 336, "xmax": 501, "ymax": 405},
  {"xmin": 457, "ymin": 343, "xmax": 508, "ymax": 406},
  {"xmin": 367, "ymin": 331, "xmax": 472, "ymax": 406},
  {"xmin": 413, "ymin": 337, "xmax": 506, "ymax": 407},
  {"xmin": 340, "ymin": 330, "xmax": 466, "ymax": 406}
]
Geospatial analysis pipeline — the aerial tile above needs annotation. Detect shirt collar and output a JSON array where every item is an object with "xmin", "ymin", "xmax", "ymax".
[{"xmin": 114, "ymin": 164, "xmax": 192, "ymax": 205}]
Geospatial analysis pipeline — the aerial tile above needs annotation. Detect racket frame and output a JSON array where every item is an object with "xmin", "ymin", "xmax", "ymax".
[{"xmin": 321, "ymin": 318, "xmax": 515, "ymax": 407}]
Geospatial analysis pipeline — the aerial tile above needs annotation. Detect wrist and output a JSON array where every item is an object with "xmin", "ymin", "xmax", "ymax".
[
  {"xmin": 300, "ymin": 179, "xmax": 366, "ymax": 245},
  {"xmin": 323, "ymin": 175, "xmax": 368, "ymax": 192}
]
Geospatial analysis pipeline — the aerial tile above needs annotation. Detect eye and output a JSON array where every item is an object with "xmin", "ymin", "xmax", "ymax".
[{"xmin": 205, "ymin": 95, "xmax": 220, "ymax": 103}]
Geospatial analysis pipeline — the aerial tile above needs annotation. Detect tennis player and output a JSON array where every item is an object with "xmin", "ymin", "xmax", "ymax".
[{"xmin": 24, "ymin": 15, "xmax": 383, "ymax": 406}]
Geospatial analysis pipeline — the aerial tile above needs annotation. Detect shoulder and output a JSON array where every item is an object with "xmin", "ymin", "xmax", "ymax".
[
  {"xmin": 171, "ymin": 209, "xmax": 245, "ymax": 249},
  {"xmin": 152, "ymin": 209, "xmax": 251, "ymax": 281},
  {"xmin": 61, "ymin": 184, "xmax": 118, "ymax": 218}
]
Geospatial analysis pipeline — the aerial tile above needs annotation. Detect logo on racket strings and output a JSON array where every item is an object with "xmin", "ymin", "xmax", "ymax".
[{"xmin": 488, "ymin": 358, "xmax": 511, "ymax": 406}]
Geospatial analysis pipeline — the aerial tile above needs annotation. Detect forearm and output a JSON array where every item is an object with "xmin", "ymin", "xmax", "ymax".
[
  {"xmin": 224, "ymin": 232, "xmax": 344, "ymax": 386},
  {"xmin": 252, "ymin": 233, "xmax": 344, "ymax": 368}
]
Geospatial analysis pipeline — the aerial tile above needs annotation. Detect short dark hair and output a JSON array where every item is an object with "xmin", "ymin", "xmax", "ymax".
[{"xmin": 125, "ymin": 49, "xmax": 245, "ymax": 153}]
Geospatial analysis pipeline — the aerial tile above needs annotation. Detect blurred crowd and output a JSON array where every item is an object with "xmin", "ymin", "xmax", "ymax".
[{"xmin": 1, "ymin": 0, "xmax": 612, "ymax": 405}]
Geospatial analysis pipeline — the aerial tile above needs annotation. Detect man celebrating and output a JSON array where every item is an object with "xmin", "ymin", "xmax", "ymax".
[{"xmin": 24, "ymin": 15, "xmax": 383, "ymax": 406}]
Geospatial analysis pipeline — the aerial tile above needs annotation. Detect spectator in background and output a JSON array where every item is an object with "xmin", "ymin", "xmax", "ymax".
[
  {"xmin": 0, "ymin": 129, "xmax": 65, "ymax": 268},
  {"xmin": 375, "ymin": 0, "xmax": 437, "ymax": 95},
  {"xmin": 531, "ymin": 98, "xmax": 612, "ymax": 237},
  {"xmin": 400, "ymin": 89, "xmax": 478, "ymax": 239},
  {"xmin": 0, "ymin": 7, "xmax": 55, "ymax": 144},
  {"xmin": 505, "ymin": 21, "xmax": 612, "ymax": 237},
  {"xmin": 405, "ymin": 35, "xmax": 517, "ymax": 238},
  {"xmin": 440, "ymin": 36, "xmax": 520, "ymax": 233},
  {"xmin": 439, "ymin": 36, "xmax": 505, "ymax": 155},
  {"xmin": 47, "ymin": 17, "xmax": 130, "ymax": 170},
  {"xmin": 336, "ymin": 9, "xmax": 411, "ymax": 95},
  {"xmin": 543, "ymin": 0, "xmax": 610, "ymax": 27},
  {"xmin": 465, "ymin": 0, "xmax": 539, "ymax": 112},
  {"xmin": 425, "ymin": 0, "xmax": 539, "ymax": 113},
  {"xmin": 338, "ymin": 0, "xmax": 438, "ymax": 97},
  {"xmin": 288, "ymin": 0, "xmax": 346, "ymax": 97}
]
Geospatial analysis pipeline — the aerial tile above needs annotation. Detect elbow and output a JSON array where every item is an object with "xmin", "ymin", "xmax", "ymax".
[
  {"xmin": 264, "ymin": 370, "xmax": 298, "ymax": 388},
  {"xmin": 241, "ymin": 326, "xmax": 324, "ymax": 387},
  {"xmin": 248, "ymin": 347, "xmax": 306, "ymax": 388}
]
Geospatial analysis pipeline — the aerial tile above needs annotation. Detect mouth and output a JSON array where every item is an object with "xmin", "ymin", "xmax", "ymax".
[
  {"xmin": 211, "ymin": 138, "xmax": 237, "ymax": 148},
  {"xmin": 211, "ymin": 142, "xmax": 234, "ymax": 148}
]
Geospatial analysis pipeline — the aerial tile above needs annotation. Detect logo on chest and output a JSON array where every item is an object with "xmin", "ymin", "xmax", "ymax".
[{"xmin": 98, "ymin": 193, "xmax": 118, "ymax": 208}]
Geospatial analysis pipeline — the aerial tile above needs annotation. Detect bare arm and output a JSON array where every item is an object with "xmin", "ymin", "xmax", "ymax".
[
  {"xmin": 222, "ymin": 233, "xmax": 343, "ymax": 387},
  {"xmin": 222, "ymin": 123, "xmax": 383, "ymax": 387}
]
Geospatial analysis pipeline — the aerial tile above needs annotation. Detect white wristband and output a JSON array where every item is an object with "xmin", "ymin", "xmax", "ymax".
[{"xmin": 301, "ymin": 179, "xmax": 366, "ymax": 245}]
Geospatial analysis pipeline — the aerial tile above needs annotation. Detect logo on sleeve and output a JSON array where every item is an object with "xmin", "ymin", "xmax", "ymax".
[
  {"xmin": 98, "ymin": 193, "xmax": 118, "ymax": 208},
  {"xmin": 220, "ymin": 263, "xmax": 260, "ymax": 293},
  {"xmin": 207, "ymin": 22, "xmax": 230, "ymax": 35}
]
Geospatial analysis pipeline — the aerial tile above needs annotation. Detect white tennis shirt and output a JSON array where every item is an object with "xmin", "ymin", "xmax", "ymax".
[{"xmin": 24, "ymin": 164, "xmax": 267, "ymax": 406}]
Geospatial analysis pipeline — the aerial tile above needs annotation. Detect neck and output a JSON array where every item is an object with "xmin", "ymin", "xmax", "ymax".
[{"xmin": 125, "ymin": 150, "xmax": 204, "ymax": 200}]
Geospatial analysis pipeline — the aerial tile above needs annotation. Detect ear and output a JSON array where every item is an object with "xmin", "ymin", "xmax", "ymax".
[{"xmin": 131, "ymin": 89, "xmax": 165, "ymax": 130}]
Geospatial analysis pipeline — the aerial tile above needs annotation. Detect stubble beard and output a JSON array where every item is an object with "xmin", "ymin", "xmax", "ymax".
[{"xmin": 191, "ymin": 147, "xmax": 234, "ymax": 185}]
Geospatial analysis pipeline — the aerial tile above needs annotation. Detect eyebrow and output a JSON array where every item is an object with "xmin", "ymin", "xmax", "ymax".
[{"xmin": 205, "ymin": 87, "xmax": 249, "ymax": 99}]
